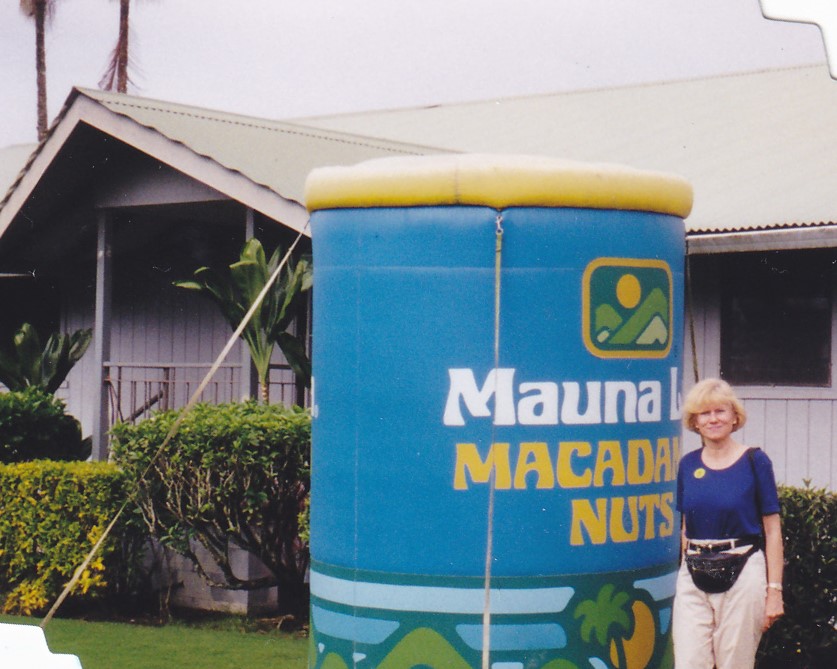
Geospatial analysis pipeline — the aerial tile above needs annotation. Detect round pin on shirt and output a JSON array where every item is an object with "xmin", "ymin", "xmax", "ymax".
[{"xmin": 694, "ymin": 468, "xmax": 706, "ymax": 479}]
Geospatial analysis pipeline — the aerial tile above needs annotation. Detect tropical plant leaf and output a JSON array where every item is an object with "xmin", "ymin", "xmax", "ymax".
[
  {"xmin": 41, "ymin": 328, "xmax": 92, "ymax": 394},
  {"xmin": 230, "ymin": 259, "xmax": 267, "ymax": 330},
  {"xmin": 0, "ymin": 348, "xmax": 25, "ymax": 390},
  {"xmin": 41, "ymin": 332, "xmax": 69, "ymax": 393},
  {"xmin": 15, "ymin": 323, "xmax": 43, "ymax": 387},
  {"xmin": 276, "ymin": 332, "xmax": 312, "ymax": 387},
  {"xmin": 267, "ymin": 259, "xmax": 311, "ymax": 340},
  {"xmin": 174, "ymin": 239, "xmax": 312, "ymax": 400},
  {"xmin": 171, "ymin": 279, "xmax": 204, "ymax": 291},
  {"xmin": 0, "ymin": 324, "xmax": 91, "ymax": 394},
  {"xmin": 67, "ymin": 328, "xmax": 93, "ymax": 364}
]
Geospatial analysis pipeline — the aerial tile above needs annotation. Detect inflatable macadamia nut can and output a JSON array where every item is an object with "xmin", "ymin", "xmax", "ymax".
[{"xmin": 305, "ymin": 154, "xmax": 693, "ymax": 669}]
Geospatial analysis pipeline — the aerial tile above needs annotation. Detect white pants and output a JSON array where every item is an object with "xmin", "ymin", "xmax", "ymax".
[{"xmin": 672, "ymin": 549, "xmax": 766, "ymax": 669}]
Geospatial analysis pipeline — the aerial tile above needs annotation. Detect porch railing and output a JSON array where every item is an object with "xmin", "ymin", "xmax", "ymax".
[
  {"xmin": 267, "ymin": 363, "xmax": 309, "ymax": 408},
  {"xmin": 106, "ymin": 361, "xmax": 307, "ymax": 427},
  {"xmin": 106, "ymin": 362, "xmax": 241, "ymax": 426}
]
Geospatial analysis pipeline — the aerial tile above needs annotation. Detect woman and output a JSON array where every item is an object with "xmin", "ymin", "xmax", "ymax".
[{"xmin": 673, "ymin": 378, "xmax": 784, "ymax": 669}]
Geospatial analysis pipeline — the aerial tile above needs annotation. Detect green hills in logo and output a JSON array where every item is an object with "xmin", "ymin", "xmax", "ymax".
[
  {"xmin": 584, "ymin": 261, "xmax": 672, "ymax": 358},
  {"xmin": 595, "ymin": 287, "xmax": 668, "ymax": 345}
]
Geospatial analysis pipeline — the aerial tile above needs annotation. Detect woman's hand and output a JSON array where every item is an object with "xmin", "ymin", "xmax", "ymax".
[{"xmin": 763, "ymin": 587, "xmax": 784, "ymax": 631}]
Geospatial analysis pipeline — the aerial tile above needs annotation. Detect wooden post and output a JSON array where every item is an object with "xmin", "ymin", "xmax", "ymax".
[{"xmin": 91, "ymin": 211, "xmax": 113, "ymax": 461}]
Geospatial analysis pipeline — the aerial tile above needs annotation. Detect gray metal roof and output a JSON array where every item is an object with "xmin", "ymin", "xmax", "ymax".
[
  {"xmin": 75, "ymin": 88, "xmax": 443, "ymax": 206},
  {"xmin": 295, "ymin": 64, "xmax": 837, "ymax": 250},
  {"xmin": 5, "ymin": 67, "xmax": 837, "ymax": 255},
  {"xmin": 0, "ymin": 87, "xmax": 445, "ymax": 240}
]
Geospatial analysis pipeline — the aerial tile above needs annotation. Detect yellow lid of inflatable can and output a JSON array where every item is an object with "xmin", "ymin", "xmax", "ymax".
[{"xmin": 305, "ymin": 153, "xmax": 693, "ymax": 217}]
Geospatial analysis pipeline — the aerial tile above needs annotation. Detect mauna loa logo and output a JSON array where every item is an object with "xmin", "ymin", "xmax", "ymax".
[{"xmin": 582, "ymin": 258, "xmax": 673, "ymax": 359}]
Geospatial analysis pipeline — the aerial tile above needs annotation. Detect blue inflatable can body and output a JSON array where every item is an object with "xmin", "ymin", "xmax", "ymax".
[{"xmin": 306, "ymin": 155, "xmax": 693, "ymax": 669}]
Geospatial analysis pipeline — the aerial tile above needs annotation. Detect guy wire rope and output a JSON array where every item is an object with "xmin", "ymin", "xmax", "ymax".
[
  {"xmin": 40, "ymin": 222, "xmax": 310, "ymax": 628},
  {"xmin": 685, "ymin": 239, "xmax": 700, "ymax": 383},
  {"xmin": 481, "ymin": 212, "xmax": 504, "ymax": 669}
]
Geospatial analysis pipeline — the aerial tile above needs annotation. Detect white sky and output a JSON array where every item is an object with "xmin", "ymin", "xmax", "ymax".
[{"xmin": 0, "ymin": 0, "xmax": 829, "ymax": 149}]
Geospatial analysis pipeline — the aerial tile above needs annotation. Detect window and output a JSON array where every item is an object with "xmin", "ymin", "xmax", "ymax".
[{"xmin": 720, "ymin": 250, "xmax": 833, "ymax": 387}]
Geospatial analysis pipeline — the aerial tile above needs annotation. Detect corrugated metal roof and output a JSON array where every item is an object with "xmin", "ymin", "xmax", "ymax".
[
  {"xmin": 294, "ymin": 65, "xmax": 837, "ymax": 237},
  {"xmin": 73, "ymin": 88, "xmax": 444, "ymax": 207},
  {"xmin": 5, "ymin": 67, "xmax": 837, "ymax": 254},
  {"xmin": 0, "ymin": 88, "xmax": 450, "ymax": 243}
]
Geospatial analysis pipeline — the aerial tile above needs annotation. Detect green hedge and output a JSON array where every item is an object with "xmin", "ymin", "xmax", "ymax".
[
  {"xmin": 758, "ymin": 483, "xmax": 836, "ymax": 669},
  {"xmin": 0, "ymin": 387, "xmax": 89, "ymax": 462},
  {"xmin": 0, "ymin": 461, "xmax": 148, "ymax": 616},
  {"xmin": 111, "ymin": 401, "xmax": 311, "ymax": 615}
]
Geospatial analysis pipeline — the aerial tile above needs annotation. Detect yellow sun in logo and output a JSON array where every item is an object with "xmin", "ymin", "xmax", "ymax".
[
  {"xmin": 616, "ymin": 273, "xmax": 642, "ymax": 309},
  {"xmin": 694, "ymin": 468, "xmax": 706, "ymax": 479}
]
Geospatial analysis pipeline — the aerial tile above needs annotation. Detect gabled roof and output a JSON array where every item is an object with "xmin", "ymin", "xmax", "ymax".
[
  {"xmin": 295, "ymin": 64, "xmax": 837, "ymax": 252},
  {"xmin": 0, "ymin": 87, "xmax": 444, "ymax": 240}
]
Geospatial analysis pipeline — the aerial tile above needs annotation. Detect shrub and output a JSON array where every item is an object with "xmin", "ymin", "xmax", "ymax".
[
  {"xmin": 0, "ymin": 460, "xmax": 148, "ymax": 615},
  {"xmin": 110, "ymin": 401, "xmax": 311, "ymax": 616},
  {"xmin": 0, "ymin": 387, "xmax": 89, "ymax": 462},
  {"xmin": 758, "ymin": 483, "xmax": 837, "ymax": 669}
]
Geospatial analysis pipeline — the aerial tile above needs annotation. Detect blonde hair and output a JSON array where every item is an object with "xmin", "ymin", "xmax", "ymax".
[{"xmin": 682, "ymin": 378, "xmax": 747, "ymax": 433}]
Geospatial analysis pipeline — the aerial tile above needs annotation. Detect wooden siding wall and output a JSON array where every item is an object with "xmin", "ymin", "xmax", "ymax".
[
  {"xmin": 57, "ymin": 269, "xmax": 96, "ymax": 436},
  {"xmin": 683, "ymin": 256, "xmax": 837, "ymax": 490},
  {"xmin": 737, "ymin": 398, "xmax": 837, "ymax": 491},
  {"xmin": 58, "ymin": 263, "xmax": 246, "ymax": 439},
  {"xmin": 57, "ymin": 257, "xmax": 306, "ymax": 441}
]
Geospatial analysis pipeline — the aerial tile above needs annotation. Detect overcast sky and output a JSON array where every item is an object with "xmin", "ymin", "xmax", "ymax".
[{"xmin": 0, "ymin": 0, "xmax": 829, "ymax": 149}]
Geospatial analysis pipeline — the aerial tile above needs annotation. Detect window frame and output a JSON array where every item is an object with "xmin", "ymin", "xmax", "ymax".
[{"xmin": 718, "ymin": 249, "xmax": 835, "ymax": 390}]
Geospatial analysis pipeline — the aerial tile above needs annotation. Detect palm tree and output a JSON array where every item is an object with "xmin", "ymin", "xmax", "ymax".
[
  {"xmin": 100, "ymin": 0, "xmax": 131, "ymax": 93},
  {"xmin": 19, "ymin": 0, "xmax": 56, "ymax": 141},
  {"xmin": 175, "ymin": 239, "xmax": 313, "ymax": 403},
  {"xmin": 574, "ymin": 584, "xmax": 632, "ymax": 669}
]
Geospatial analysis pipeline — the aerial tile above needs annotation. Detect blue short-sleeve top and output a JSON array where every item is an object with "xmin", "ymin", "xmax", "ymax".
[{"xmin": 676, "ymin": 447, "xmax": 780, "ymax": 540}]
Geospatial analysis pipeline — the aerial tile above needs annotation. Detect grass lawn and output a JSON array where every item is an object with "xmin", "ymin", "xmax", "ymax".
[{"xmin": 0, "ymin": 614, "xmax": 309, "ymax": 669}]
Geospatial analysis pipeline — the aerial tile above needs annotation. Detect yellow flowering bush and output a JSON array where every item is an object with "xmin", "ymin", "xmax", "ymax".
[{"xmin": 0, "ymin": 461, "xmax": 147, "ymax": 615}]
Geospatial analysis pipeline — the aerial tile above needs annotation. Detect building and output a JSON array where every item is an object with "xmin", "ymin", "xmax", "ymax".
[{"xmin": 2, "ymin": 64, "xmax": 836, "ymax": 493}]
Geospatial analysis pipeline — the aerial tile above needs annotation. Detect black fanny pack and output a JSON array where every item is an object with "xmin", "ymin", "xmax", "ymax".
[{"xmin": 685, "ymin": 537, "xmax": 762, "ymax": 594}]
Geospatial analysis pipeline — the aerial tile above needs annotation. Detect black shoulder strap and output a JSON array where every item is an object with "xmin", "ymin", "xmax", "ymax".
[{"xmin": 747, "ymin": 447, "xmax": 764, "ymax": 532}]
